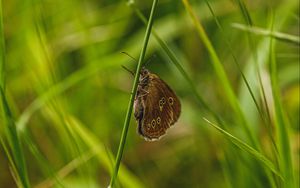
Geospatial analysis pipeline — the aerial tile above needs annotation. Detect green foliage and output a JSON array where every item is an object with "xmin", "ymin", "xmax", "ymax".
[{"xmin": 0, "ymin": 0, "xmax": 298, "ymax": 187}]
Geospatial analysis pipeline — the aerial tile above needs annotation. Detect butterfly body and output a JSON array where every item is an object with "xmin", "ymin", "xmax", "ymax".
[{"xmin": 134, "ymin": 67, "xmax": 181, "ymax": 141}]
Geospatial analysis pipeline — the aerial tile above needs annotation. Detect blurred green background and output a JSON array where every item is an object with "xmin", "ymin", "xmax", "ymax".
[{"xmin": 0, "ymin": 0, "xmax": 299, "ymax": 187}]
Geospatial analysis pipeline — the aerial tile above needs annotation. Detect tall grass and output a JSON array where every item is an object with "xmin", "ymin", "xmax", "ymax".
[
  {"xmin": 181, "ymin": 0, "xmax": 297, "ymax": 187},
  {"xmin": 182, "ymin": 0, "xmax": 259, "ymax": 149},
  {"xmin": 0, "ymin": 0, "xmax": 298, "ymax": 187},
  {"xmin": 269, "ymin": 15, "xmax": 294, "ymax": 187}
]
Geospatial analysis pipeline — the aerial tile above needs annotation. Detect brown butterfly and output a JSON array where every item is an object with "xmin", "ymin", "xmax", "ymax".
[{"xmin": 134, "ymin": 67, "xmax": 181, "ymax": 141}]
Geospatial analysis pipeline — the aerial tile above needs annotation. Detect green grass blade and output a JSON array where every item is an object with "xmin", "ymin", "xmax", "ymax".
[
  {"xmin": 203, "ymin": 118, "xmax": 283, "ymax": 179},
  {"xmin": 269, "ymin": 18, "xmax": 295, "ymax": 187},
  {"xmin": 0, "ymin": 88, "xmax": 31, "ymax": 188},
  {"xmin": 232, "ymin": 23, "xmax": 300, "ymax": 45},
  {"xmin": 0, "ymin": 0, "xmax": 5, "ymax": 89},
  {"xmin": 0, "ymin": 136, "xmax": 22, "ymax": 186},
  {"xmin": 17, "ymin": 56, "xmax": 123, "ymax": 131},
  {"xmin": 202, "ymin": 0, "xmax": 268, "ymax": 127},
  {"xmin": 234, "ymin": 0, "xmax": 274, "ymax": 134},
  {"xmin": 232, "ymin": 0, "xmax": 274, "ymax": 138},
  {"xmin": 181, "ymin": 0, "xmax": 258, "ymax": 148},
  {"xmin": 35, "ymin": 150, "xmax": 94, "ymax": 188},
  {"xmin": 68, "ymin": 116, "xmax": 145, "ymax": 188},
  {"xmin": 234, "ymin": 0, "xmax": 253, "ymax": 25},
  {"xmin": 22, "ymin": 130, "xmax": 64, "ymax": 188},
  {"xmin": 203, "ymin": 2, "xmax": 278, "ymax": 186},
  {"xmin": 109, "ymin": 1, "xmax": 159, "ymax": 187}
]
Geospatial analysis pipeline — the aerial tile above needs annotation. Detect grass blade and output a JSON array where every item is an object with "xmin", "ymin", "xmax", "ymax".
[
  {"xmin": 269, "ymin": 17, "xmax": 295, "ymax": 187},
  {"xmin": 203, "ymin": 1, "xmax": 279, "ymax": 186},
  {"xmin": 203, "ymin": 118, "xmax": 283, "ymax": 179},
  {"xmin": 232, "ymin": 23, "xmax": 300, "ymax": 45},
  {"xmin": 181, "ymin": 0, "xmax": 258, "ymax": 148},
  {"xmin": 34, "ymin": 150, "xmax": 94, "ymax": 188},
  {"xmin": 68, "ymin": 116, "xmax": 145, "ymax": 188},
  {"xmin": 0, "ymin": 88, "xmax": 31, "ymax": 188},
  {"xmin": 109, "ymin": 0, "xmax": 159, "ymax": 187},
  {"xmin": 17, "ymin": 56, "xmax": 123, "ymax": 131},
  {"xmin": 202, "ymin": 0, "xmax": 268, "ymax": 128},
  {"xmin": 0, "ymin": 0, "xmax": 5, "ymax": 89},
  {"xmin": 234, "ymin": 0, "xmax": 252, "ymax": 25}
]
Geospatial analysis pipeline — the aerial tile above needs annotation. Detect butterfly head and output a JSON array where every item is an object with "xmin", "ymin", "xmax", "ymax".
[
  {"xmin": 139, "ymin": 67, "xmax": 150, "ymax": 84},
  {"xmin": 140, "ymin": 67, "xmax": 149, "ymax": 77}
]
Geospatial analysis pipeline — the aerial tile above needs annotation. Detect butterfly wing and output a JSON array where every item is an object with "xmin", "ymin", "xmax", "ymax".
[{"xmin": 138, "ymin": 73, "xmax": 181, "ymax": 141}]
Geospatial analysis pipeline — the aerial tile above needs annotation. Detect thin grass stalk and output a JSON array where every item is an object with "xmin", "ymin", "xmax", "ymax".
[
  {"xmin": 0, "ymin": 0, "xmax": 5, "ymax": 89},
  {"xmin": 105, "ymin": 145, "xmax": 122, "ymax": 188},
  {"xmin": 203, "ymin": 118, "xmax": 283, "ymax": 179},
  {"xmin": 269, "ymin": 16, "xmax": 294, "ymax": 188},
  {"xmin": 234, "ymin": 0, "xmax": 253, "ymax": 25},
  {"xmin": 234, "ymin": 0, "xmax": 274, "ymax": 142},
  {"xmin": 17, "ymin": 57, "xmax": 122, "ymax": 131},
  {"xmin": 234, "ymin": 2, "xmax": 279, "ymax": 186},
  {"xmin": 69, "ymin": 116, "xmax": 144, "ymax": 188},
  {"xmin": 232, "ymin": 0, "xmax": 273, "ymax": 131},
  {"xmin": 218, "ymin": 150, "xmax": 234, "ymax": 188},
  {"xmin": 181, "ymin": 0, "xmax": 258, "ymax": 148},
  {"xmin": 0, "ymin": 136, "xmax": 21, "ymax": 185},
  {"xmin": 23, "ymin": 130, "xmax": 64, "ymax": 188},
  {"xmin": 0, "ymin": 88, "xmax": 31, "ymax": 188},
  {"xmin": 204, "ymin": 1, "xmax": 278, "ymax": 187},
  {"xmin": 204, "ymin": 1, "xmax": 277, "ymax": 155},
  {"xmin": 34, "ymin": 150, "xmax": 94, "ymax": 188},
  {"xmin": 109, "ymin": 0, "xmax": 159, "ymax": 187},
  {"xmin": 230, "ymin": 0, "xmax": 272, "ymax": 137},
  {"xmin": 232, "ymin": 23, "xmax": 300, "ymax": 45},
  {"xmin": 202, "ymin": 0, "xmax": 267, "ymax": 128},
  {"xmin": 236, "ymin": 0, "xmax": 277, "ymax": 142}
]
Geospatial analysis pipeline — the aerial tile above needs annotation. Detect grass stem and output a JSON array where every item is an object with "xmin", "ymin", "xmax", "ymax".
[
  {"xmin": 0, "ymin": 0, "xmax": 5, "ymax": 89},
  {"xmin": 232, "ymin": 23, "xmax": 300, "ymax": 45},
  {"xmin": 109, "ymin": 0, "xmax": 159, "ymax": 187}
]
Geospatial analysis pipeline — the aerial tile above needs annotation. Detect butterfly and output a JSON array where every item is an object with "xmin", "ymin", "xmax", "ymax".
[{"xmin": 134, "ymin": 67, "xmax": 181, "ymax": 141}]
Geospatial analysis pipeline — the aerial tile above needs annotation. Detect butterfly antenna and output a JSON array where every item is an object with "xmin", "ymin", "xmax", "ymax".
[
  {"xmin": 121, "ymin": 52, "xmax": 138, "ymax": 62},
  {"xmin": 121, "ymin": 65, "xmax": 135, "ymax": 76}
]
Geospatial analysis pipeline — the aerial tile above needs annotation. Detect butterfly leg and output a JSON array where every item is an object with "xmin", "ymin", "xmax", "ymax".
[
  {"xmin": 137, "ymin": 90, "xmax": 149, "ymax": 99},
  {"xmin": 140, "ymin": 88, "xmax": 149, "ymax": 94},
  {"xmin": 136, "ymin": 86, "xmax": 149, "ymax": 98}
]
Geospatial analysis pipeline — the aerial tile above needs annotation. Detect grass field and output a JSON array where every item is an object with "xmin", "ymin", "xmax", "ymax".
[{"xmin": 0, "ymin": 0, "xmax": 299, "ymax": 187}]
